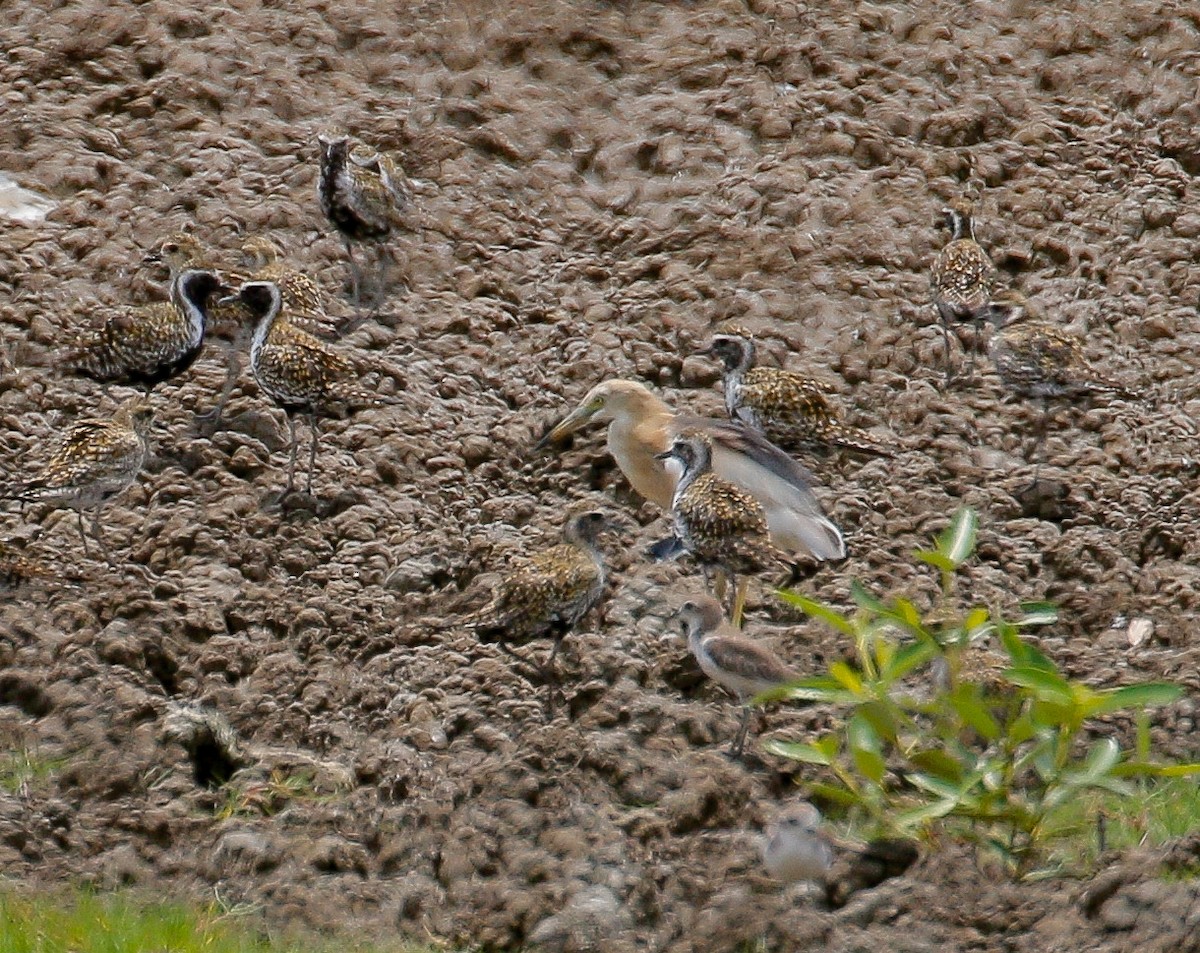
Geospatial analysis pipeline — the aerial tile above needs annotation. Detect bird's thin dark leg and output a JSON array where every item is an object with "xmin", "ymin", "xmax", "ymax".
[
  {"xmin": 344, "ymin": 239, "xmax": 362, "ymax": 306},
  {"xmin": 285, "ymin": 414, "xmax": 298, "ymax": 496},
  {"xmin": 306, "ymin": 414, "xmax": 320, "ymax": 495},
  {"xmin": 75, "ymin": 509, "xmax": 92, "ymax": 558},
  {"xmin": 730, "ymin": 576, "xmax": 750, "ymax": 629},
  {"xmin": 730, "ymin": 703, "xmax": 752, "ymax": 758},
  {"xmin": 197, "ymin": 346, "xmax": 243, "ymax": 433},
  {"xmin": 92, "ymin": 505, "xmax": 116, "ymax": 568}
]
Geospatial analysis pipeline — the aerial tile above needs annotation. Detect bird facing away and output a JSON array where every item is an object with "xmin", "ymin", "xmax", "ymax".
[
  {"xmin": 930, "ymin": 198, "xmax": 996, "ymax": 379},
  {"xmin": 63, "ymin": 269, "xmax": 223, "ymax": 392},
  {"xmin": 228, "ymin": 280, "xmax": 389, "ymax": 496},
  {"xmin": 762, "ymin": 802, "xmax": 835, "ymax": 886},
  {"xmin": 537, "ymin": 380, "xmax": 845, "ymax": 565},
  {"xmin": 467, "ymin": 510, "xmax": 612, "ymax": 680},
  {"xmin": 316, "ymin": 132, "xmax": 411, "ymax": 303},
  {"xmin": 2, "ymin": 397, "xmax": 153, "ymax": 565},
  {"xmin": 699, "ymin": 331, "xmax": 893, "ymax": 459},
  {"xmin": 675, "ymin": 595, "xmax": 799, "ymax": 756},
  {"xmin": 658, "ymin": 432, "xmax": 798, "ymax": 626},
  {"xmin": 985, "ymin": 291, "xmax": 1136, "ymax": 402}
]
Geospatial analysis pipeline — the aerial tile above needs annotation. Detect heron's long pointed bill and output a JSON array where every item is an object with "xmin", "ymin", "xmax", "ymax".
[{"xmin": 535, "ymin": 404, "xmax": 597, "ymax": 450}]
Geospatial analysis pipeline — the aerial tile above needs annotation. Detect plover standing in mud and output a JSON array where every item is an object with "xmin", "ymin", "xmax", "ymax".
[
  {"xmin": 63, "ymin": 268, "xmax": 223, "ymax": 393},
  {"xmin": 673, "ymin": 595, "xmax": 799, "ymax": 756},
  {"xmin": 466, "ymin": 510, "xmax": 612, "ymax": 687},
  {"xmin": 227, "ymin": 280, "xmax": 398, "ymax": 497},
  {"xmin": 698, "ymin": 330, "xmax": 893, "ymax": 459},
  {"xmin": 2, "ymin": 397, "xmax": 154, "ymax": 565},
  {"xmin": 930, "ymin": 198, "xmax": 996, "ymax": 380},
  {"xmin": 658, "ymin": 432, "xmax": 803, "ymax": 626},
  {"xmin": 985, "ymin": 290, "xmax": 1136, "ymax": 461},
  {"xmin": 316, "ymin": 132, "xmax": 411, "ymax": 304},
  {"xmin": 537, "ymin": 379, "xmax": 845, "ymax": 566}
]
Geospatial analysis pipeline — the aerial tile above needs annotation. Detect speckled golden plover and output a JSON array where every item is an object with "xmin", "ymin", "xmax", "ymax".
[
  {"xmin": 674, "ymin": 594, "xmax": 798, "ymax": 755},
  {"xmin": 467, "ymin": 510, "xmax": 611, "ymax": 683},
  {"xmin": 658, "ymin": 433, "xmax": 798, "ymax": 625},
  {"xmin": 537, "ymin": 380, "xmax": 845, "ymax": 564},
  {"xmin": 3, "ymin": 397, "xmax": 153, "ymax": 565},
  {"xmin": 985, "ymin": 290, "xmax": 1135, "ymax": 462},
  {"xmin": 226, "ymin": 280, "xmax": 393, "ymax": 496},
  {"xmin": 699, "ymin": 330, "xmax": 892, "ymax": 458},
  {"xmin": 317, "ymin": 133, "xmax": 411, "ymax": 303},
  {"xmin": 931, "ymin": 198, "xmax": 996, "ymax": 380},
  {"xmin": 64, "ymin": 269, "xmax": 223, "ymax": 392}
]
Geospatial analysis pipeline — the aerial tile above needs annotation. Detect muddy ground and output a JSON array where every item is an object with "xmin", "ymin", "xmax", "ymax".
[{"xmin": 2, "ymin": 0, "xmax": 1200, "ymax": 949}]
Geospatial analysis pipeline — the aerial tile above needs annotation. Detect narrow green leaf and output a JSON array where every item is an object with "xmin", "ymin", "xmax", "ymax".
[
  {"xmin": 851, "ymin": 747, "xmax": 887, "ymax": 784},
  {"xmin": 775, "ymin": 590, "xmax": 857, "ymax": 637},
  {"xmin": 894, "ymin": 798, "xmax": 958, "ymax": 828},
  {"xmin": 830, "ymin": 662, "xmax": 865, "ymax": 695},
  {"xmin": 1154, "ymin": 763, "xmax": 1200, "ymax": 777},
  {"xmin": 1005, "ymin": 666, "xmax": 1073, "ymax": 705},
  {"xmin": 806, "ymin": 782, "xmax": 860, "ymax": 808},
  {"xmin": 881, "ymin": 641, "xmax": 939, "ymax": 683},
  {"xmin": 1081, "ymin": 737, "xmax": 1121, "ymax": 780},
  {"xmin": 914, "ymin": 549, "xmax": 955, "ymax": 573},
  {"xmin": 849, "ymin": 580, "xmax": 887, "ymax": 613},
  {"xmin": 907, "ymin": 772, "xmax": 962, "ymax": 799},
  {"xmin": 1088, "ymin": 683, "xmax": 1184, "ymax": 715},
  {"xmin": 963, "ymin": 607, "xmax": 991, "ymax": 636},
  {"xmin": 761, "ymin": 740, "xmax": 831, "ymax": 765},
  {"xmin": 1016, "ymin": 602, "xmax": 1058, "ymax": 626},
  {"xmin": 949, "ymin": 691, "xmax": 1002, "ymax": 742},
  {"xmin": 939, "ymin": 507, "xmax": 978, "ymax": 566},
  {"xmin": 848, "ymin": 713, "xmax": 882, "ymax": 754},
  {"xmin": 908, "ymin": 749, "xmax": 966, "ymax": 783},
  {"xmin": 816, "ymin": 733, "xmax": 842, "ymax": 760}
]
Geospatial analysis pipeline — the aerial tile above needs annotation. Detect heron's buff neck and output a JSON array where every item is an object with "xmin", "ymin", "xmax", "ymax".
[{"xmin": 603, "ymin": 391, "xmax": 677, "ymax": 510}]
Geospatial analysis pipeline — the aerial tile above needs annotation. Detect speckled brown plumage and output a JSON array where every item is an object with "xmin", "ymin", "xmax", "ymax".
[
  {"xmin": 2, "ymin": 397, "xmax": 153, "ymax": 564},
  {"xmin": 0, "ymin": 540, "xmax": 51, "ymax": 587},
  {"xmin": 675, "ymin": 595, "xmax": 798, "ymax": 755},
  {"xmin": 931, "ymin": 198, "xmax": 995, "ymax": 376},
  {"xmin": 658, "ymin": 432, "xmax": 795, "ymax": 624},
  {"xmin": 64, "ymin": 268, "xmax": 222, "ymax": 391},
  {"xmin": 986, "ymin": 292, "xmax": 1135, "ymax": 401},
  {"xmin": 467, "ymin": 511, "xmax": 610, "ymax": 668},
  {"xmin": 231, "ymin": 280, "xmax": 391, "ymax": 495},
  {"xmin": 317, "ymin": 133, "xmax": 411, "ymax": 302},
  {"xmin": 240, "ymin": 237, "xmax": 338, "ymax": 337},
  {"xmin": 701, "ymin": 331, "xmax": 892, "ymax": 458}
]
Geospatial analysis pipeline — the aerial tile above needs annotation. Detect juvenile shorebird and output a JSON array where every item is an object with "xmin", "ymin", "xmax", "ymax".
[
  {"xmin": 466, "ymin": 510, "xmax": 612, "ymax": 683},
  {"xmin": 762, "ymin": 802, "xmax": 835, "ymax": 886},
  {"xmin": 699, "ymin": 331, "xmax": 893, "ymax": 458},
  {"xmin": 316, "ymin": 132, "xmax": 411, "ymax": 303},
  {"xmin": 64, "ymin": 268, "xmax": 223, "ymax": 392},
  {"xmin": 226, "ymin": 280, "xmax": 394, "ymax": 496},
  {"xmin": 2, "ymin": 397, "xmax": 153, "ymax": 565},
  {"xmin": 930, "ymin": 198, "xmax": 995, "ymax": 379},
  {"xmin": 674, "ymin": 595, "xmax": 799, "ymax": 755},
  {"xmin": 985, "ymin": 290, "xmax": 1135, "ymax": 461},
  {"xmin": 537, "ymin": 380, "xmax": 845, "ymax": 565},
  {"xmin": 762, "ymin": 802, "xmax": 919, "ymax": 905}
]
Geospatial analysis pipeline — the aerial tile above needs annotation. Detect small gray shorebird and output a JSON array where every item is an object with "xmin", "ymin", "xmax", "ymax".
[
  {"xmin": 930, "ymin": 198, "xmax": 995, "ymax": 380},
  {"xmin": 316, "ymin": 132, "xmax": 411, "ymax": 304},
  {"xmin": 2, "ymin": 397, "xmax": 154, "ymax": 565},
  {"xmin": 674, "ymin": 595, "xmax": 799, "ymax": 756},
  {"xmin": 698, "ymin": 329, "xmax": 893, "ymax": 458}
]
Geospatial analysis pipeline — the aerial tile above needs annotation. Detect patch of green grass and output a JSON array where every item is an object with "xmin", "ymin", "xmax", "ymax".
[
  {"xmin": 1039, "ymin": 777, "xmax": 1200, "ymax": 872},
  {"xmin": 0, "ymin": 888, "xmax": 452, "ymax": 953},
  {"xmin": 0, "ymin": 747, "xmax": 67, "ymax": 796}
]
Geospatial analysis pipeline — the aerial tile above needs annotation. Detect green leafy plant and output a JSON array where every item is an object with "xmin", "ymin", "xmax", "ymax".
[
  {"xmin": 763, "ymin": 507, "xmax": 1200, "ymax": 874},
  {"xmin": 0, "ymin": 746, "xmax": 68, "ymax": 797},
  {"xmin": 215, "ymin": 769, "xmax": 325, "ymax": 820}
]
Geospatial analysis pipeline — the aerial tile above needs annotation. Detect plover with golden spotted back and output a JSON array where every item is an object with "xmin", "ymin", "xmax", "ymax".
[
  {"xmin": 931, "ymin": 198, "xmax": 995, "ymax": 379},
  {"xmin": 64, "ymin": 269, "xmax": 223, "ymax": 392},
  {"xmin": 699, "ymin": 330, "xmax": 893, "ymax": 459},
  {"xmin": 674, "ymin": 595, "xmax": 799, "ymax": 755},
  {"xmin": 467, "ymin": 510, "xmax": 612, "ymax": 680},
  {"xmin": 317, "ymin": 133, "xmax": 411, "ymax": 303},
  {"xmin": 227, "ymin": 280, "xmax": 395, "ymax": 496},
  {"xmin": 537, "ymin": 380, "xmax": 845, "ymax": 565},
  {"xmin": 3, "ymin": 397, "xmax": 153, "ymax": 565}
]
